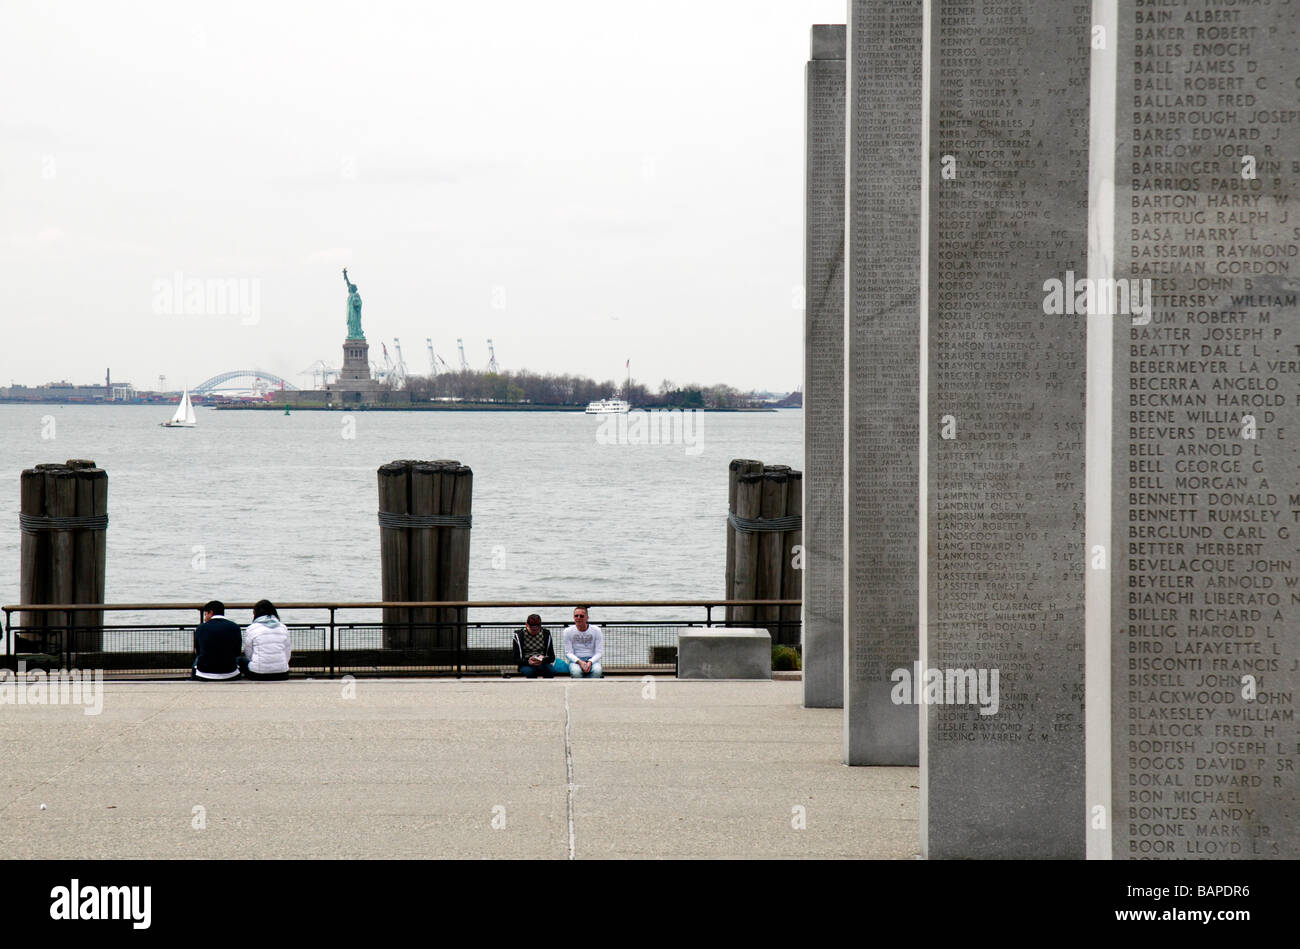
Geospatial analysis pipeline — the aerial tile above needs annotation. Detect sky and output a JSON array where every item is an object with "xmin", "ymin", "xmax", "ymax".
[{"xmin": 2, "ymin": 0, "xmax": 845, "ymax": 395}]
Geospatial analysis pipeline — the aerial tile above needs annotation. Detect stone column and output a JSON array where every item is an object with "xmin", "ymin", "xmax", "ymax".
[
  {"xmin": 921, "ymin": 0, "xmax": 1090, "ymax": 858},
  {"xmin": 803, "ymin": 23, "xmax": 846, "ymax": 709},
  {"xmin": 1089, "ymin": 0, "xmax": 1300, "ymax": 861},
  {"xmin": 843, "ymin": 0, "xmax": 923, "ymax": 765}
]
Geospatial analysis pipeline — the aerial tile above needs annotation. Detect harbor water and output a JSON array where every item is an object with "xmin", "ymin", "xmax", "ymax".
[{"xmin": 0, "ymin": 404, "xmax": 801, "ymax": 651}]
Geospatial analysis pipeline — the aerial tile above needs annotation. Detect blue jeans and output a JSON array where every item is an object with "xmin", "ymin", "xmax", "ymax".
[
  {"xmin": 519, "ymin": 662, "xmax": 555, "ymax": 678},
  {"xmin": 568, "ymin": 660, "xmax": 603, "ymax": 678}
]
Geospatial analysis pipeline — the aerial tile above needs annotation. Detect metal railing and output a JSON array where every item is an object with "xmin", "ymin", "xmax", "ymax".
[{"xmin": 1, "ymin": 600, "xmax": 802, "ymax": 678}]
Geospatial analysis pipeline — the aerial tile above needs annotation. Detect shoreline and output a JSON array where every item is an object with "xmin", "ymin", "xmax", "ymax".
[
  {"xmin": 217, "ymin": 403, "xmax": 783, "ymax": 412},
  {"xmin": 0, "ymin": 400, "xmax": 786, "ymax": 412}
]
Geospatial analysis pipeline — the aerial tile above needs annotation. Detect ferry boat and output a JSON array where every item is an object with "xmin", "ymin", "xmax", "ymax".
[{"xmin": 587, "ymin": 360, "xmax": 633, "ymax": 414}]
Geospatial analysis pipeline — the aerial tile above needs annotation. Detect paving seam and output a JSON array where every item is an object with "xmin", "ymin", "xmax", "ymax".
[
  {"xmin": 0, "ymin": 686, "xmax": 187, "ymax": 817},
  {"xmin": 564, "ymin": 683, "xmax": 576, "ymax": 860}
]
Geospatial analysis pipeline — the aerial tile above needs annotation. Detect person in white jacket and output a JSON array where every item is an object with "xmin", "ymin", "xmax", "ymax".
[
  {"xmin": 238, "ymin": 599, "xmax": 291, "ymax": 680},
  {"xmin": 562, "ymin": 606, "xmax": 603, "ymax": 678}
]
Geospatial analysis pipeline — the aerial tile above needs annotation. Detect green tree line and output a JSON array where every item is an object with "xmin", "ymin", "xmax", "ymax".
[{"xmin": 402, "ymin": 370, "xmax": 763, "ymax": 409}]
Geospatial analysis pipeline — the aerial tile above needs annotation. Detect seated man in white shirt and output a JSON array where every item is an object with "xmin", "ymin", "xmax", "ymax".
[{"xmin": 562, "ymin": 606, "xmax": 604, "ymax": 678}]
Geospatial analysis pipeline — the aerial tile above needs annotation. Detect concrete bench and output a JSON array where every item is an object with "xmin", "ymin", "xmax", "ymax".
[{"xmin": 677, "ymin": 628, "xmax": 772, "ymax": 680}]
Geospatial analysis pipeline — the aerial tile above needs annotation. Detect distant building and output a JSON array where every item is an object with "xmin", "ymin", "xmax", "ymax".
[{"xmin": 0, "ymin": 380, "xmax": 135, "ymax": 403}]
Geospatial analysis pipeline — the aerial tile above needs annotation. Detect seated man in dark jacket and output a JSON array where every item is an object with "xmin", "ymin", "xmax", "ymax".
[
  {"xmin": 192, "ymin": 600, "xmax": 243, "ymax": 680},
  {"xmin": 511, "ymin": 614, "xmax": 556, "ymax": 678}
]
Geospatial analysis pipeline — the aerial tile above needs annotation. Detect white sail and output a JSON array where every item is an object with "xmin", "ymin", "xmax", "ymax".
[{"xmin": 165, "ymin": 389, "xmax": 196, "ymax": 427}]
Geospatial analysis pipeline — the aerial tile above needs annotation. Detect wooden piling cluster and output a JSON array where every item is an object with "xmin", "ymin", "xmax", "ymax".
[
  {"xmin": 724, "ymin": 459, "xmax": 802, "ymax": 640},
  {"xmin": 18, "ymin": 460, "xmax": 109, "ymax": 650},
  {"xmin": 377, "ymin": 459, "xmax": 472, "ymax": 649}
]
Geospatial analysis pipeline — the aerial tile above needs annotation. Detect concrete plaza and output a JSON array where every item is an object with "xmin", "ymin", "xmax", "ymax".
[{"xmin": 0, "ymin": 679, "xmax": 919, "ymax": 859}]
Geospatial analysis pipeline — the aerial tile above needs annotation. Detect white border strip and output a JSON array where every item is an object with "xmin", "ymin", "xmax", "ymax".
[{"xmin": 1085, "ymin": 0, "xmax": 1118, "ymax": 862}]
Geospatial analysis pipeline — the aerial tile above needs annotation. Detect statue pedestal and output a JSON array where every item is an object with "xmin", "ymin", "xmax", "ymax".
[
  {"xmin": 325, "ymin": 337, "xmax": 379, "ymax": 405},
  {"xmin": 340, "ymin": 338, "xmax": 371, "ymax": 385}
]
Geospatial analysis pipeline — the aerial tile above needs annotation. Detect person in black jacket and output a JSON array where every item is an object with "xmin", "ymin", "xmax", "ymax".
[
  {"xmin": 512, "ymin": 614, "xmax": 556, "ymax": 678},
  {"xmin": 192, "ymin": 600, "xmax": 243, "ymax": 680}
]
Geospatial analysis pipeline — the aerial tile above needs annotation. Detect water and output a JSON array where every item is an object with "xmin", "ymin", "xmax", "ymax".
[{"xmin": 0, "ymin": 404, "xmax": 801, "ymax": 633}]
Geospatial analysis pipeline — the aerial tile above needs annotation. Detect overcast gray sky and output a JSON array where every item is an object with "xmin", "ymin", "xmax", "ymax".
[{"xmin": 2, "ymin": 0, "xmax": 844, "ymax": 394}]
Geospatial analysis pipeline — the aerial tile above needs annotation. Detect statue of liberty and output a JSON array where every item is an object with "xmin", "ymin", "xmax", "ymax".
[{"xmin": 343, "ymin": 268, "xmax": 364, "ymax": 340}]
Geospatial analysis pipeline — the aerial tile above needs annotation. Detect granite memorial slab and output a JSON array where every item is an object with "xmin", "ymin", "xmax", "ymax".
[
  {"xmin": 803, "ymin": 23, "xmax": 847, "ymax": 709},
  {"xmin": 843, "ymin": 0, "xmax": 923, "ymax": 766},
  {"xmin": 1090, "ymin": 0, "xmax": 1300, "ymax": 860},
  {"xmin": 922, "ymin": 0, "xmax": 1091, "ymax": 858}
]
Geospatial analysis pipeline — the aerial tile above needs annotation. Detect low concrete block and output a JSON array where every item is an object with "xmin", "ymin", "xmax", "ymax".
[{"xmin": 677, "ymin": 629, "xmax": 772, "ymax": 680}]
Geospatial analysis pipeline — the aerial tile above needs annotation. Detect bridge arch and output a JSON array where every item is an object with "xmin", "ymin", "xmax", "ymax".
[{"xmin": 193, "ymin": 369, "xmax": 299, "ymax": 393}]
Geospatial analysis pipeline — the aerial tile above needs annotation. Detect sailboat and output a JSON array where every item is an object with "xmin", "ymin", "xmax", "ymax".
[{"xmin": 161, "ymin": 389, "xmax": 197, "ymax": 428}]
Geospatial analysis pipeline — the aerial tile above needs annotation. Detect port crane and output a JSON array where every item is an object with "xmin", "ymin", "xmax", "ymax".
[
  {"xmin": 374, "ymin": 342, "xmax": 394, "ymax": 384},
  {"xmin": 457, "ymin": 339, "xmax": 469, "ymax": 371},
  {"xmin": 391, "ymin": 338, "xmax": 408, "ymax": 388},
  {"xmin": 298, "ymin": 361, "xmax": 339, "ymax": 388},
  {"xmin": 486, "ymin": 339, "xmax": 499, "ymax": 373}
]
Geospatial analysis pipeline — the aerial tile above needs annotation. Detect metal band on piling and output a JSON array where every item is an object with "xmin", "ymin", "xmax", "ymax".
[
  {"xmin": 377, "ymin": 511, "xmax": 472, "ymax": 530},
  {"xmin": 727, "ymin": 512, "xmax": 802, "ymax": 534},
  {"xmin": 19, "ymin": 513, "xmax": 109, "ymax": 533}
]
